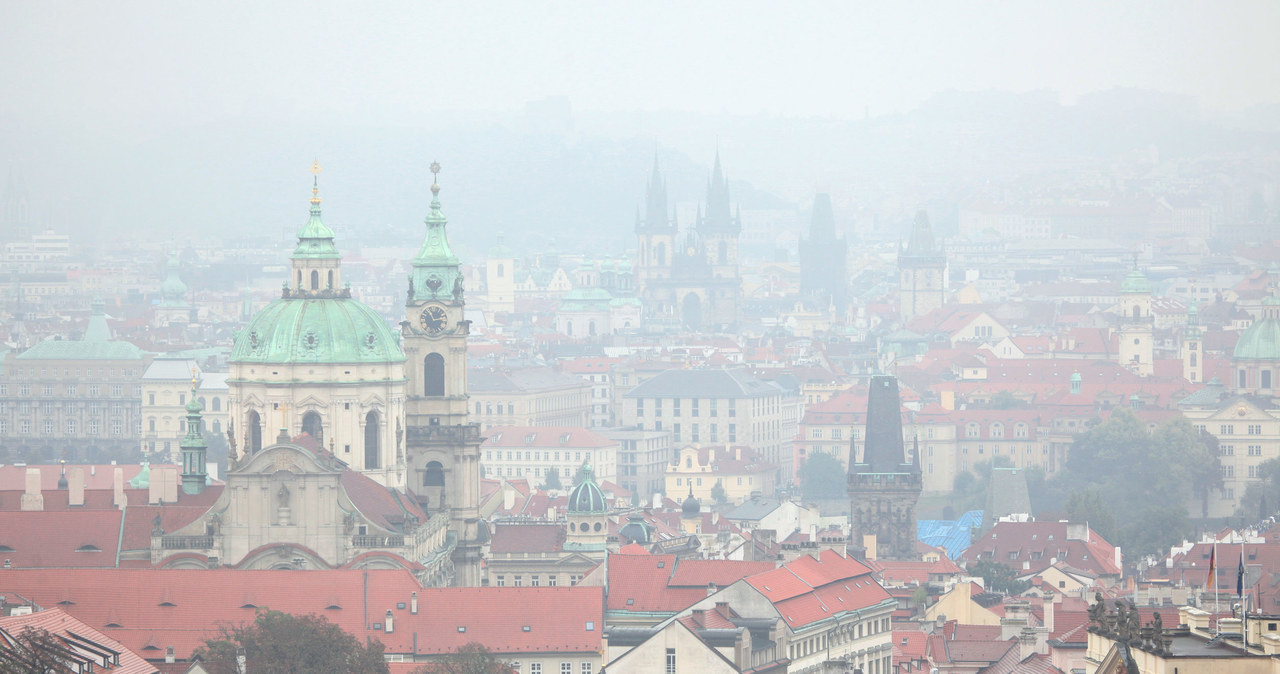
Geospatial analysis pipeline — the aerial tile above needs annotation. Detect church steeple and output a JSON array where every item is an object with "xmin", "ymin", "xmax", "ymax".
[
  {"xmin": 410, "ymin": 162, "xmax": 463, "ymax": 303},
  {"xmin": 289, "ymin": 161, "xmax": 344, "ymax": 295},
  {"xmin": 180, "ymin": 372, "xmax": 208, "ymax": 495},
  {"xmin": 699, "ymin": 149, "xmax": 739, "ymax": 235},
  {"xmin": 638, "ymin": 154, "xmax": 671, "ymax": 234}
]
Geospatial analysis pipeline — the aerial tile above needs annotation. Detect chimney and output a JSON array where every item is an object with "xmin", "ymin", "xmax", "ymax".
[
  {"xmin": 707, "ymin": 582, "xmax": 718, "ymax": 597},
  {"xmin": 384, "ymin": 610, "xmax": 394, "ymax": 633},
  {"xmin": 68, "ymin": 467, "xmax": 85, "ymax": 507},
  {"xmin": 690, "ymin": 609, "xmax": 705, "ymax": 627},
  {"xmin": 113, "ymin": 467, "xmax": 126, "ymax": 509},
  {"xmin": 163, "ymin": 466, "xmax": 179, "ymax": 504},
  {"xmin": 149, "ymin": 470, "xmax": 162, "ymax": 505},
  {"xmin": 410, "ymin": 591, "xmax": 418, "ymax": 615},
  {"xmin": 1067, "ymin": 523, "xmax": 1089, "ymax": 542},
  {"xmin": 20, "ymin": 468, "xmax": 43, "ymax": 511},
  {"xmin": 1018, "ymin": 627, "xmax": 1040, "ymax": 660},
  {"xmin": 1043, "ymin": 591, "xmax": 1055, "ymax": 634},
  {"xmin": 165, "ymin": 646, "xmax": 175, "ymax": 664},
  {"xmin": 715, "ymin": 601, "xmax": 731, "ymax": 618}
]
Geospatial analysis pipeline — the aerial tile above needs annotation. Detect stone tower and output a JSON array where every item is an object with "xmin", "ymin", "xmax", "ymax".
[
  {"xmin": 1117, "ymin": 267, "xmax": 1153, "ymax": 377},
  {"xmin": 635, "ymin": 155, "xmax": 676, "ymax": 296},
  {"xmin": 847, "ymin": 375, "xmax": 921, "ymax": 561},
  {"xmin": 799, "ymin": 193, "xmax": 848, "ymax": 312},
  {"xmin": 898, "ymin": 211, "xmax": 946, "ymax": 321},
  {"xmin": 402, "ymin": 163, "xmax": 483, "ymax": 587}
]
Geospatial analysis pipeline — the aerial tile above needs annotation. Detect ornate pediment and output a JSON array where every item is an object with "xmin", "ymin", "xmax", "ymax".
[{"xmin": 232, "ymin": 443, "xmax": 339, "ymax": 476}]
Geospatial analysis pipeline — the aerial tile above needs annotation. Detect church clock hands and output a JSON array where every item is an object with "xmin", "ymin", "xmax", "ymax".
[{"xmin": 419, "ymin": 303, "xmax": 449, "ymax": 334}]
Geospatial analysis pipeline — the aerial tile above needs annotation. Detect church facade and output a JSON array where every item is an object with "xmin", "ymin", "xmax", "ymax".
[
  {"xmin": 634, "ymin": 154, "xmax": 742, "ymax": 332},
  {"xmin": 221, "ymin": 163, "xmax": 481, "ymax": 585}
]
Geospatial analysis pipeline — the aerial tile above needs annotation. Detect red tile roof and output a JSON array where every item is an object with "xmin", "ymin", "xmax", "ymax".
[
  {"xmin": 0, "ymin": 608, "xmax": 157, "ymax": 673},
  {"xmin": 745, "ymin": 550, "xmax": 892, "ymax": 629},
  {"xmin": 0, "ymin": 569, "xmax": 601, "ymax": 660},
  {"xmin": 0, "ymin": 510, "xmax": 124, "ymax": 568},
  {"xmin": 963, "ymin": 521, "xmax": 1120, "ymax": 577},
  {"xmin": 489, "ymin": 522, "xmax": 566, "ymax": 554},
  {"xmin": 606, "ymin": 553, "xmax": 771, "ymax": 614}
]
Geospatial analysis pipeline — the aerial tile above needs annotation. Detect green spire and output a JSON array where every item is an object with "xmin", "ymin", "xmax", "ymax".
[
  {"xmin": 409, "ymin": 161, "xmax": 464, "ymax": 303},
  {"xmin": 412, "ymin": 161, "xmax": 460, "ymax": 267},
  {"xmin": 160, "ymin": 251, "xmax": 188, "ymax": 307},
  {"xmin": 293, "ymin": 161, "xmax": 339, "ymax": 260},
  {"xmin": 180, "ymin": 371, "xmax": 208, "ymax": 495}
]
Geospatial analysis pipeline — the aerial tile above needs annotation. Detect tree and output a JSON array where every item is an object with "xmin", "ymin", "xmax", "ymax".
[
  {"xmin": 413, "ymin": 642, "xmax": 515, "ymax": 674},
  {"xmin": 1065, "ymin": 485, "xmax": 1117, "ymax": 544},
  {"xmin": 799, "ymin": 451, "xmax": 846, "ymax": 500},
  {"xmin": 1054, "ymin": 410, "xmax": 1221, "ymax": 558},
  {"xmin": 1237, "ymin": 457, "xmax": 1280, "ymax": 521},
  {"xmin": 967, "ymin": 560, "xmax": 1031, "ymax": 595},
  {"xmin": 0, "ymin": 626, "xmax": 81, "ymax": 672},
  {"xmin": 983, "ymin": 391, "xmax": 1028, "ymax": 410},
  {"xmin": 540, "ymin": 467, "xmax": 563, "ymax": 491},
  {"xmin": 194, "ymin": 609, "xmax": 389, "ymax": 674},
  {"xmin": 710, "ymin": 480, "xmax": 728, "ymax": 505}
]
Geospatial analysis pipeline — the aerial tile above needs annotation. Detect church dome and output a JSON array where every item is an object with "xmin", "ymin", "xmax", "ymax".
[
  {"xmin": 567, "ymin": 463, "xmax": 608, "ymax": 514},
  {"xmin": 232, "ymin": 297, "xmax": 404, "ymax": 365},
  {"xmin": 618, "ymin": 514, "xmax": 651, "ymax": 544},
  {"xmin": 160, "ymin": 255, "xmax": 188, "ymax": 305},
  {"xmin": 682, "ymin": 489, "xmax": 700, "ymax": 517},
  {"xmin": 1120, "ymin": 269, "xmax": 1151, "ymax": 294},
  {"xmin": 1234, "ymin": 304, "xmax": 1280, "ymax": 362}
]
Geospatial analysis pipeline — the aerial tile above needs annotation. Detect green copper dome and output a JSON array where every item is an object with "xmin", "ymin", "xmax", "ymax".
[
  {"xmin": 232, "ymin": 298, "xmax": 404, "ymax": 365},
  {"xmin": 567, "ymin": 463, "xmax": 608, "ymax": 514},
  {"xmin": 293, "ymin": 182, "xmax": 339, "ymax": 260},
  {"xmin": 1120, "ymin": 269, "xmax": 1151, "ymax": 294},
  {"xmin": 160, "ymin": 254, "xmax": 188, "ymax": 306},
  {"xmin": 1234, "ymin": 315, "xmax": 1280, "ymax": 362}
]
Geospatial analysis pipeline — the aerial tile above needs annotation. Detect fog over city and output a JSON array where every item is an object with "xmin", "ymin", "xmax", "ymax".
[{"xmin": 2, "ymin": 2, "xmax": 1280, "ymax": 673}]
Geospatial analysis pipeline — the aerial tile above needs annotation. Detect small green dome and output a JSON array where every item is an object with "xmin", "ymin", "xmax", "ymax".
[
  {"xmin": 567, "ymin": 463, "xmax": 608, "ymax": 514},
  {"xmin": 231, "ymin": 297, "xmax": 404, "ymax": 365},
  {"xmin": 1120, "ymin": 269, "xmax": 1151, "ymax": 294},
  {"xmin": 161, "ymin": 255, "xmax": 188, "ymax": 306},
  {"xmin": 1234, "ymin": 316, "xmax": 1280, "ymax": 362},
  {"xmin": 682, "ymin": 489, "xmax": 700, "ymax": 517},
  {"xmin": 619, "ymin": 514, "xmax": 650, "ymax": 544}
]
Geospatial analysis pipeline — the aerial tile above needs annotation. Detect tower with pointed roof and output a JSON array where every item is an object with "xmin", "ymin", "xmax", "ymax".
[
  {"xmin": 846, "ymin": 375, "xmax": 921, "ymax": 561},
  {"xmin": 1117, "ymin": 266, "xmax": 1153, "ymax": 377},
  {"xmin": 228, "ymin": 164, "xmax": 407, "ymax": 486},
  {"xmin": 897, "ymin": 211, "xmax": 946, "ymax": 321},
  {"xmin": 635, "ymin": 155, "xmax": 676, "ymax": 298},
  {"xmin": 180, "ymin": 376, "xmax": 208, "ymax": 495},
  {"xmin": 799, "ymin": 193, "xmax": 848, "ymax": 312},
  {"xmin": 156, "ymin": 251, "xmax": 190, "ymax": 328},
  {"xmin": 401, "ymin": 162, "xmax": 484, "ymax": 587}
]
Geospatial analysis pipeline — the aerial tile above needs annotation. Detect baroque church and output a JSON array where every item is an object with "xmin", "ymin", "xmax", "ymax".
[
  {"xmin": 162, "ymin": 162, "xmax": 483, "ymax": 585},
  {"xmin": 634, "ymin": 153, "xmax": 742, "ymax": 332}
]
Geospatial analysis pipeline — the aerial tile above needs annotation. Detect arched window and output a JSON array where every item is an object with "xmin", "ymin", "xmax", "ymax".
[
  {"xmin": 297, "ymin": 270, "xmax": 302, "ymax": 287},
  {"xmin": 424, "ymin": 353, "xmax": 445, "ymax": 396},
  {"xmin": 566, "ymin": 321, "xmax": 573, "ymax": 336},
  {"xmin": 497, "ymin": 263, "xmax": 505, "ymax": 278},
  {"xmin": 149, "ymin": 418, "xmax": 156, "ymax": 432},
  {"xmin": 364, "ymin": 411, "xmax": 380, "ymax": 469},
  {"xmin": 310, "ymin": 270, "xmax": 320, "ymax": 290},
  {"xmin": 211, "ymin": 397, "xmax": 221, "ymax": 412},
  {"xmin": 588, "ymin": 321, "xmax": 596, "ymax": 336},
  {"xmin": 1132, "ymin": 305, "xmax": 1141, "ymax": 319},
  {"xmin": 424, "ymin": 461, "xmax": 445, "ymax": 487},
  {"xmin": 198, "ymin": 397, "xmax": 206, "ymax": 410},
  {"xmin": 302, "ymin": 411, "xmax": 322, "ymax": 439},
  {"xmin": 248, "ymin": 410, "xmax": 263, "ymax": 454},
  {"xmin": 1264, "ymin": 370, "xmax": 1273, "ymax": 389},
  {"xmin": 327, "ymin": 270, "xmax": 334, "ymax": 288}
]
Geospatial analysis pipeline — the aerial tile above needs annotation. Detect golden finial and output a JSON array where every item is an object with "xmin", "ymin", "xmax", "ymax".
[
  {"xmin": 430, "ymin": 161, "xmax": 441, "ymax": 196},
  {"xmin": 190, "ymin": 366, "xmax": 199, "ymax": 392},
  {"xmin": 310, "ymin": 159, "xmax": 322, "ymax": 203}
]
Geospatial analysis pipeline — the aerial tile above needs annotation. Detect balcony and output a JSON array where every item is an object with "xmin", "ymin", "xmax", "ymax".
[
  {"xmin": 160, "ymin": 535, "xmax": 213, "ymax": 550},
  {"xmin": 352, "ymin": 535, "xmax": 405, "ymax": 548}
]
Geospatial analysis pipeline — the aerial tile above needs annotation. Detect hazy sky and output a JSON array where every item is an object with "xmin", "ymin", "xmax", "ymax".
[{"xmin": 4, "ymin": 0, "xmax": 1280, "ymax": 128}]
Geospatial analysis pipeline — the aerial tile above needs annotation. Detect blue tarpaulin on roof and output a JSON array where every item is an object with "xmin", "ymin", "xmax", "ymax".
[{"xmin": 917, "ymin": 510, "xmax": 982, "ymax": 560}]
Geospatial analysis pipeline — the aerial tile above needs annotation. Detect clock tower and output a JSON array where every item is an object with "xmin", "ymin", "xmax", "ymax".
[{"xmin": 402, "ymin": 163, "xmax": 483, "ymax": 586}]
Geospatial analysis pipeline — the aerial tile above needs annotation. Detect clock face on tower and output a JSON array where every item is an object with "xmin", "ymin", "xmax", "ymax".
[{"xmin": 419, "ymin": 304, "xmax": 449, "ymax": 334}]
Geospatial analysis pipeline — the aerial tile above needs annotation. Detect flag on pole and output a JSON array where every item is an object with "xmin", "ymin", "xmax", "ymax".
[
  {"xmin": 1208, "ymin": 545, "xmax": 1216, "ymax": 588},
  {"xmin": 1237, "ymin": 552, "xmax": 1246, "ymax": 597}
]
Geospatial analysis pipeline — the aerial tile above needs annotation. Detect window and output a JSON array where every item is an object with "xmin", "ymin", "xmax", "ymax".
[
  {"xmin": 666, "ymin": 648, "xmax": 676, "ymax": 674},
  {"xmin": 728, "ymin": 424, "xmax": 736, "ymax": 443},
  {"xmin": 673, "ymin": 423, "xmax": 681, "ymax": 442},
  {"xmin": 728, "ymin": 401, "xmax": 736, "ymax": 417},
  {"xmin": 582, "ymin": 663, "xmax": 593, "ymax": 674},
  {"xmin": 561, "ymin": 664, "xmax": 572, "ymax": 674},
  {"xmin": 1249, "ymin": 424, "xmax": 1262, "ymax": 435},
  {"xmin": 531, "ymin": 575, "xmax": 540, "ymax": 587},
  {"xmin": 424, "ymin": 353, "xmax": 446, "ymax": 396},
  {"xmin": 19, "ymin": 384, "xmax": 30, "ymax": 396},
  {"xmin": 20, "ymin": 420, "xmax": 29, "ymax": 434},
  {"xmin": 42, "ymin": 384, "xmax": 53, "ymax": 396},
  {"xmin": 691, "ymin": 399, "xmax": 698, "ymax": 417},
  {"xmin": 43, "ymin": 419, "xmax": 53, "ymax": 434},
  {"xmin": 1250, "ymin": 445, "xmax": 1263, "ymax": 456},
  {"xmin": 110, "ymin": 385, "xmax": 122, "ymax": 397},
  {"xmin": 531, "ymin": 664, "xmax": 542, "ymax": 674},
  {"xmin": 496, "ymin": 576, "xmax": 505, "ymax": 587},
  {"xmin": 548, "ymin": 576, "xmax": 557, "ymax": 587},
  {"xmin": 636, "ymin": 399, "xmax": 643, "ymax": 417},
  {"xmin": 832, "ymin": 428, "xmax": 842, "ymax": 440},
  {"xmin": 1221, "ymin": 424, "xmax": 1235, "ymax": 435},
  {"xmin": 67, "ymin": 420, "xmax": 76, "ymax": 434},
  {"xmin": 514, "ymin": 576, "xmax": 523, "ymax": 587}
]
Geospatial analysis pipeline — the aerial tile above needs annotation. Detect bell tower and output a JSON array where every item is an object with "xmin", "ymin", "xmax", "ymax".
[{"xmin": 402, "ymin": 162, "xmax": 483, "ymax": 586}]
